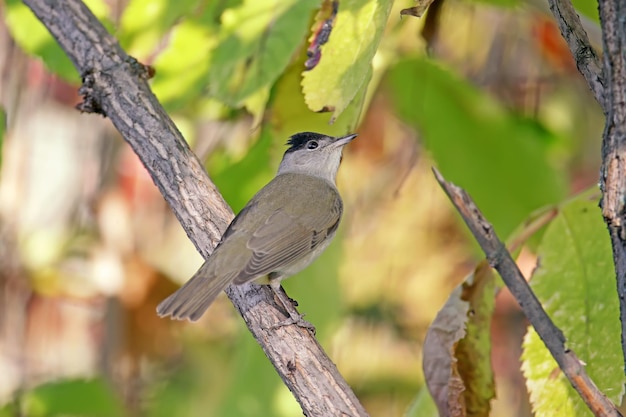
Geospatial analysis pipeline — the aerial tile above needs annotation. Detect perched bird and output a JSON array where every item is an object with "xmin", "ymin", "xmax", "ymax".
[{"xmin": 157, "ymin": 132, "xmax": 357, "ymax": 325}]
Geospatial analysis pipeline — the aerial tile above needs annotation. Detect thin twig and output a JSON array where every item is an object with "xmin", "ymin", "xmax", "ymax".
[
  {"xmin": 21, "ymin": 0, "xmax": 368, "ymax": 415},
  {"xmin": 432, "ymin": 168, "xmax": 623, "ymax": 417},
  {"xmin": 546, "ymin": 0, "xmax": 605, "ymax": 106}
]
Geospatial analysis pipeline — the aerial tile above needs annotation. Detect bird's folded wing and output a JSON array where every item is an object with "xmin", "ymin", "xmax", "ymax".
[{"xmin": 233, "ymin": 206, "xmax": 339, "ymax": 284}]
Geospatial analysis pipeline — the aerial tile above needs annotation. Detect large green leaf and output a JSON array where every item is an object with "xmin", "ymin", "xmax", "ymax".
[
  {"xmin": 22, "ymin": 378, "xmax": 124, "ymax": 417},
  {"xmin": 302, "ymin": 0, "xmax": 393, "ymax": 121},
  {"xmin": 521, "ymin": 197, "xmax": 625, "ymax": 416},
  {"xmin": 389, "ymin": 57, "xmax": 567, "ymax": 237},
  {"xmin": 208, "ymin": 0, "xmax": 320, "ymax": 107}
]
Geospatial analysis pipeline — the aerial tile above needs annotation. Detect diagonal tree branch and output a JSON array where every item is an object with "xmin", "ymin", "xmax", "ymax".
[
  {"xmin": 547, "ymin": 0, "xmax": 626, "ymax": 373},
  {"xmin": 546, "ymin": 0, "xmax": 605, "ymax": 106},
  {"xmin": 20, "ymin": 0, "xmax": 368, "ymax": 415},
  {"xmin": 433, "ymin": 168, "xmax": 623, "ymax": 417}
]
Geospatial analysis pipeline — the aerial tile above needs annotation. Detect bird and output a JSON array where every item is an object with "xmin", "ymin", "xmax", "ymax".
[{"xmin": 156, "ymin": 131, "xmax": 357, "ymax": 326}]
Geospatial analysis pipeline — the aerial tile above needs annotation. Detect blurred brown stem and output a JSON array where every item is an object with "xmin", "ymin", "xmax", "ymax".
[
  {"xmin": 548, "ymin": 0, "xmax": 626, "ymax": 372},
  {"xmin": 20, "ymin": 0, "xmax": 368, "ymax": 415},
  {"xmin": 546, "ymin": 0, "xmax": 604, "ymax": 104},
  {"xmin": 433, "ymin": 168, "xmax": 623, "ymax": 417}
]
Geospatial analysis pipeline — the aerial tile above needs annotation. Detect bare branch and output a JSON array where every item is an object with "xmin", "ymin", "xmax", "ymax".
[
  {"xmin": 546, "ymin": 0, "xmax": 605, "ymax": 106},
  {"xmin": 433, "ymin": 168, "xmax": 623, "ymax": 417},
  {"xmin": 597, "ymin": 0, "xmax": 626, "ymax": 374},
  {"xmin": 20, "ymin": 0, "xmax": 368, "ymax": 415}
]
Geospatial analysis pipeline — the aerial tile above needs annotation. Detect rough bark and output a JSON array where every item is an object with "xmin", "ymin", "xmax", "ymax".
[
  {"xmin": 547, "ymin": 0, "xmax": 626, "ymax": 373},
  {"xmin": 21, "ymin": 0, "xmax": 369, "ymax": 415}
]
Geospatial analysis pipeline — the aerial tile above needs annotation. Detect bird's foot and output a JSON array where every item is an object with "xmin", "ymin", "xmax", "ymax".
[
  {"xmin": 268, "ymin": 283, "xmax": 315, "ymax": 334},
  {"xmin": 270, "ymin": 313, "xmax": 316, "ymax": 334}
]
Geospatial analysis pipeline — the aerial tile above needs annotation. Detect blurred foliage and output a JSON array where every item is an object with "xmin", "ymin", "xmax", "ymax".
[
  {"xmin": 389, "ymin": 57, "xmax": 567, "ymax": 238},
  {"xmin": 0, "ymin": 0, "xmax": 619, "ymax": 416},
  {"xmin": 20, "ymin": 379, "xmax": 125, "ymax": 417},
  {"xmin": 4, "ymin": 0, "xmax": 113, "ymax": 82}
]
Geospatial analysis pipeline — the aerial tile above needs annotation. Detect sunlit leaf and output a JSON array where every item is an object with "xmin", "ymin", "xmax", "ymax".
[
  {"xmin": 302, "ymin": 0, "xmax": 393, "ymax": 121},
  {"xmin": 522, "ymin": 197, "xmax": 626, "ymax": 416},
  {"xmin": 389, "ymin": 57, "xmax": 567, "ymax": 237},
  {"xmin": 119, "ymin": 0, "xmax": 201, "ymax": 57},
  {"xmin": 272, "ymin": 53, "xmax": 366, "ymax": 139},
  {"xmin": 208, "ymin": 0, "xmax": 319, "ymax": 106},
  {"xmin": 149, "ymin": 1, "xmax": 238, "ymax": 111},
  {"xmin": 22, "ymin": 378, "xmax": 124, "ymax": 417}
]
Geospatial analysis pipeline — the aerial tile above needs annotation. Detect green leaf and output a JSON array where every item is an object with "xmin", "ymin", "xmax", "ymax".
[
  {"xmin": 22, "ymin": 378, "xmax": 124, "ymax": 417},
  {"xmin": 5, "ymin": 0, "xmax": 77, "ymax": 82},
  {"xmin": 208, "ymin": 0, "xmax": 320, "ymax": 107},
  {"xmin": 0, "ymin": 400, "xmax": 18, "ymax": 417},
  {"xmin": 148, "ymin": 1, "xmax": 236, "ymax": 111},
  {"xmin": 571, "ymin": 0, "xmax": 599, "ymax": 23},
  {"xmin": 521, "ymin": 197, "xmax": 626, "ymax": 416},
  {"xmin": 119, "ymin": 0, "xmax": 203, "ymax": 57},
  {"xmin": 271, "ymin": 52, "xmax": 366, "ymax": 139},
  {"xmin": 5, "ymin": 0, "xmax": 112, "ymax": 82},
  {"xmin": 389, "ymin": 57, "xmax": 567, "ymax": 237},
  {"xmin": 302, "ymin": 0, "xmax": 393, "ymax": 121},
  {"xmin": 209, "ymin": 129, "xmax": 275, "ymax": 213}
]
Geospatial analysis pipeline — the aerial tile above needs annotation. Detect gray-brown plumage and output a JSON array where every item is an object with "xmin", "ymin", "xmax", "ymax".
[{"xmin": 157, "ymin": 132, "xmax": 356, "ymax": 322}]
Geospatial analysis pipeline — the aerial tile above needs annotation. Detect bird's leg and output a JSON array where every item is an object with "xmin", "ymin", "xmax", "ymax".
[{"xmin": 269, "ymin": 281, "xmax": 316, "ymax": 334}]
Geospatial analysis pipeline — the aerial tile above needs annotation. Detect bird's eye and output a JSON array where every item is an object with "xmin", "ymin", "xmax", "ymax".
[{"xmin": 307, "ymin": 141, "xmax": 319, "ymax": 150}]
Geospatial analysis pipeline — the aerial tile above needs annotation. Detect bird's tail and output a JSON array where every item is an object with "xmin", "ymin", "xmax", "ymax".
[{"xmin": 156, "ymin": 260, "xmax": 233, "ymax": 322}]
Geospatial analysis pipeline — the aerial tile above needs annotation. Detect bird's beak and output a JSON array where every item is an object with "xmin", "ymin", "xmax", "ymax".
[{"xmin": 332, "ymin": 133, "xmax": 358, "ymax": 148}]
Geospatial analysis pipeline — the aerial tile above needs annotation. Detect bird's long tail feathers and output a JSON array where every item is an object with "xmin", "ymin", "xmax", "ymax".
[{"xmin": 156, "ymin": 261, "xmax": 233, "ymax": 322}]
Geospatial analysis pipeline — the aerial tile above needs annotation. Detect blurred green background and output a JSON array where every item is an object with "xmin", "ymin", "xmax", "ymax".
[{"xmin": 0, "ymin": 0, "xmax": 617, "ymax": 416}]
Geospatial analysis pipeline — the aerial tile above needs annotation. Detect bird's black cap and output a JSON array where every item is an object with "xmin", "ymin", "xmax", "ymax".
[{"xmin": 285, "ymin": 132, "xmax": 327, "ymax": 153}]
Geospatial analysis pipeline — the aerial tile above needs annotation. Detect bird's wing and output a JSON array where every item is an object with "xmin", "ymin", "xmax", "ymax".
[{"xmin": 232, "ymin": 195, "xmax": 342, "ymax": 284}]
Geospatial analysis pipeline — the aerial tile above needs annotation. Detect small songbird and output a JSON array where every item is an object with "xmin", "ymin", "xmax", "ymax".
[{"xmin": 157, "ymin": 132, "xmax": 357, "ymax": 324}]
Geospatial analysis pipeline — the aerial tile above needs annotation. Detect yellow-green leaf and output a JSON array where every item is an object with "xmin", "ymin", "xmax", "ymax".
[
  {"xmin": 522, "ymin": 197, "xmax": 625, "ymax": 416},
  {"xmin": 302, "ymin": 0, "xmax": 393, "ymax": 121}
]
